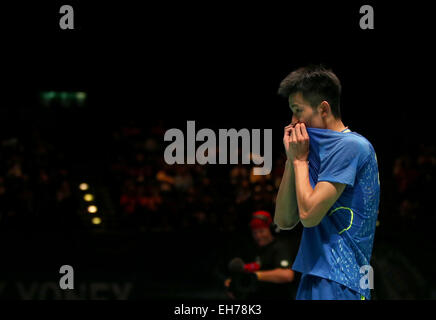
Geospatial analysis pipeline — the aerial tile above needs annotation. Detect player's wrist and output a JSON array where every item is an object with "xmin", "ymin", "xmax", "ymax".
[{"xmin": 292, "ymin": 159, "xmax": 309, "ymax": 166}]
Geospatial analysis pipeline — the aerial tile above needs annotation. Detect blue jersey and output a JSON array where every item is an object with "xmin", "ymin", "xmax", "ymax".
[{"xmin": 292, "ymin": 128, "xmax": 380, "ymax": 299}]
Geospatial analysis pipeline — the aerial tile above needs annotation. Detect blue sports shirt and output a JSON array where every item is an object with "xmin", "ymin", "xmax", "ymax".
[{"xmin": 292, "ymin": 128, "xmax": 380, "ymax": 299}]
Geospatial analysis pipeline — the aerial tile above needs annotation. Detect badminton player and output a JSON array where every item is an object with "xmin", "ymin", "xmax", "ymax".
[{"xmin": 274, "ymin": 65, "xmax": 380, "ymax": 300}]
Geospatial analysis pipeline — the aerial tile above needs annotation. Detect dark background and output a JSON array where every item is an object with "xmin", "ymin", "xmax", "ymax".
[{"xmin": 0, "ymin": 1, "xmax": 434, "ymax": 300}]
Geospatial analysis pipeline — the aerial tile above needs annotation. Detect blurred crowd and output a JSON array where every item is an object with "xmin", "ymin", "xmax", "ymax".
[
  {"xmin": 1, "ymin": 107, "xmax": 435, "ymax": 236},
  {"xmin": 391, "ymin": 143, "xmax": 435, "ymax": 230},
  {"xmin": 105, "ymin": 120, "xmax": 284, "ymax": 232},
  {"xmin": 0, "ymin": 125, "xmax": 81, "ymax": 232}
]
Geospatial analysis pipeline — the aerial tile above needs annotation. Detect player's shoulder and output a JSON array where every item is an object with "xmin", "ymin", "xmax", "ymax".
[
  {"xmin": 341, "ymin": 131, "xmax": 370, "ymax": 146},
  {"xmin": 340, "ymin": 132, "xmax": 374, "ymax": 156}
]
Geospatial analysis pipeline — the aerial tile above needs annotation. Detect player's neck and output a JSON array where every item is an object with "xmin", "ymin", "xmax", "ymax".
[{"xmin": 325, "ymin": 117, "xmax": 347, "ymax": 132}]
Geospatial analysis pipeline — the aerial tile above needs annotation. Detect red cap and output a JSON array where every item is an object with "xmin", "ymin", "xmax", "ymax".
[{"xmin": 249, "ymin": 210, "xmax": 273, "ymax": 230}]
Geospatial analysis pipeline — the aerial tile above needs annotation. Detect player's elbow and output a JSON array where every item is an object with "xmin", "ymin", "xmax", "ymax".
[
  {"xmin": 299, "ymin": 210, "xmax": 323, "ymax": 228},
  {"xmin": 273, "ymin": 217, "xmax": 284, "ymax": 229},
  {"xmin": 274, "ymin": 215, "xmax": 298, "ymax": 230}
]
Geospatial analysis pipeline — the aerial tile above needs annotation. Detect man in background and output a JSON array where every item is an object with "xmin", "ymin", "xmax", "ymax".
[{"xmin": 225, "ymin": 210, "xmax": 299, "ymax": 299}]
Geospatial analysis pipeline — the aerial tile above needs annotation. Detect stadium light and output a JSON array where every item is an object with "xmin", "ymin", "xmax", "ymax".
[
  {"xmin": 59, "ymin": 92, "xmax": 69, "ymax": 100},
  {"xmin": 91, "ymin": 217, "xmax": 102, "ymax": 225},
  {"xmin": 79, "ymin": 183, "xmax": 89, "ymax": 191},
  {"xmin": 88, "ymin": 205, "xmax": 98, "ymax": 213},
  {"xmin": 84, "ymin": 194, "xmax": 94, "ymax": 202},
  {"xmin": 76, "ymin": 92, "xmax": 87, "ymax": 101},
  {"xmin": 41, "ymin": 91, "xmax": 56, "ymax": 101}
]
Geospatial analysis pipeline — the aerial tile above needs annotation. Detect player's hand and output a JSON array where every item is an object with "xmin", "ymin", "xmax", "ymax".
[
  {"xmin": 289, "ymin": 122, "xmax": 309, "ymax": 163},
  {"xmin": 283, "ymin": 122, "xmax": 297, "ymax": 161}
]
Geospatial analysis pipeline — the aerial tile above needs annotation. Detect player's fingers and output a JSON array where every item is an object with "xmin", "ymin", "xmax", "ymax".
[
  {"xmin": 301, "ymin": 123, "xmax": 309, "ymax": 140},
  {"xmin": 283, "ymin": 134, "xmax": 290, "ymax": 146},
  {"xmin": 285, "ymin": 122, "xmax": 295, "ymax": 133},
  {"xmin": 284, "ymin": 126, "xmax": 292, "ymax": 136},
  {"xmin": 286, "ymin": 121, "xmax": 298, "ymax": 130},
  {"xmin": 295, "ymin": 123, "xmax": 304, "ymax": 141},
  {"xmin": 290, "ymin": 127, "xmax": 297, "ymax": 143},
  {"xmin": 284, "ymin": 130, "xmax": 292, "ymax": 146},
  {"xmin": 283, "ymin": 125, "xmax": 291, "ymax": 143}
]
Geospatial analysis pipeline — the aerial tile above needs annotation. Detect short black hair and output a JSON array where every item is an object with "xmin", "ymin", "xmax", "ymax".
[{"xmin": 278, "ymin": 65, "xmax": 342, "ymax": 119}]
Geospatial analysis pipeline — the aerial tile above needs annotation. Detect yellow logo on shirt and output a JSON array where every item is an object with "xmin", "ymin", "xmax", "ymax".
[{"xmin": 329, "ymin": 206, "xmax": 354, "ymax": 234}]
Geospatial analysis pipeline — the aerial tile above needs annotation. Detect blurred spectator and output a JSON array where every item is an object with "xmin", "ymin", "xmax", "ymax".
[{"xmin": 224, "ymin": 211, "xmax": 298, "ymax": 300}]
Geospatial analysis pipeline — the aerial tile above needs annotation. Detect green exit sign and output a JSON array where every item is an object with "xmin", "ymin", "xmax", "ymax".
[{"xmin": 40, "ymin": 91, "xmax": 87, "ymax": 108}]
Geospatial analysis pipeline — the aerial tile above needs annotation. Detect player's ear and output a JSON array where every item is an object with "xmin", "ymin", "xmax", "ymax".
[{"xmin": 318, "ymin": 101, "xmax": 330, "ymax": 118}]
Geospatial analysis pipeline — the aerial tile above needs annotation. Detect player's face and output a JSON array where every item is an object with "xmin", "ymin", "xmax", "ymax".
[
  {"xmin": 252, "ymin": 227, "xmax": 273, "ymax": 247},
  {"xmin": 288, "ymin": 92, "xmax": 324, "ymax": 128}
]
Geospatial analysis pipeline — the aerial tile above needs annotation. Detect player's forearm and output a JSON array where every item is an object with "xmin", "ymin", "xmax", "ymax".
[
  {"xmin": 293, "ymin": 160, "xmax": 318, "ymax": 226},
  {"xmin": 294, "ymin": 160, "xmax": 346, "ymax": 228},
  {"xmin": 274, "ymin": 160, "xmax": 299, "ymax": 229},
  {"xmin": 255, "ymin": 268, "xmax": 295, "ymax": 283}
]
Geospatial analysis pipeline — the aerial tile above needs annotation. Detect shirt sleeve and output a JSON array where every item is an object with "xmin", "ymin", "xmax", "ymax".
[{"xmin": 318, "ymin": 138, "xmax": 366, "ymax": 187}]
